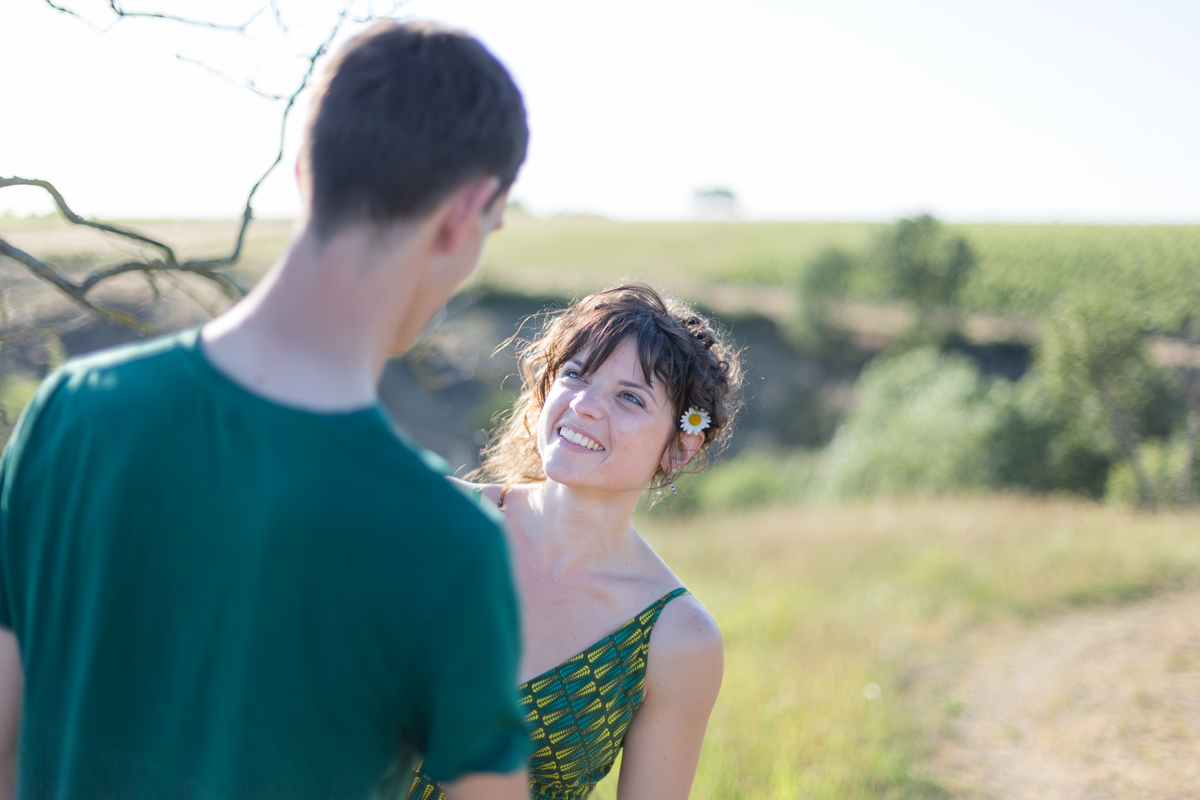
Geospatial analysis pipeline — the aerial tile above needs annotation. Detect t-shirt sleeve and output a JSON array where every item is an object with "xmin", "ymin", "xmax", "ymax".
[
  {"xmin": 0, "ymin": 368, "xmax": 63, "ymax": 632},
  {"xmin": 407, "ymin": 520, "xmax": 529, "ymax": 784}
]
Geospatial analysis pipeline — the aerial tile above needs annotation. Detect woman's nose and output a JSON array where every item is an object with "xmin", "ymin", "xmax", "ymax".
[{"xmin": 569, "ymin": 386, "xmax": 602, "ymax": 418}]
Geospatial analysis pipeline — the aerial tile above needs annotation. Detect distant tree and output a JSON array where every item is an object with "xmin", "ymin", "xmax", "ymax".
[
  {"xmin": 693, "ymin": 187, "xmax": 738, "ymax": 219},
  {"xmin": 1040, "ymin": 292, "xmax": 1166, "ymax": 508},
  {"xmin": 870, "ymin": 214, "xmax": 976, "ymax": 341},
  {"xmin": 1138, "ymin": 263, "xmax": 1200, "ymax": 506},
  {"xmin": 792, "ymin": 246, "xmax": 857, "ymax": 349}
]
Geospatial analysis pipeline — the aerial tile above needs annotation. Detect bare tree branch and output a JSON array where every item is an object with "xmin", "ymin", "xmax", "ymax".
[
  {"xmin": 0, "ymin": 239, "xmax": 154, "ymax": 335},
  {"xmin": 7, "ymin": 0, "xmax": 378, "ymax": 343},
  {"xmin": 0, "ymin": 178, "xmax": 177, "ymax": 263}
]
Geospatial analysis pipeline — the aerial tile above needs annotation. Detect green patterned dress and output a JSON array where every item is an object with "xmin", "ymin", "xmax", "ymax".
[{"xmin": 404, "ymin": 587, "xmax": 691, "ymax": 800}]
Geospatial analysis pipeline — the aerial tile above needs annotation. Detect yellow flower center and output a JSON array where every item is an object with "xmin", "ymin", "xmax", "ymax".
[{"xmin": 689, "ymin": 414, "xmax": 702, "ymax": 426}]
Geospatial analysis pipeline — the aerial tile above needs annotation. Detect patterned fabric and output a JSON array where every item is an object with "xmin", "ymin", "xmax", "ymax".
[{"xmin": 404, "ymin": 587, "xmax": 691, "ymax": 800}]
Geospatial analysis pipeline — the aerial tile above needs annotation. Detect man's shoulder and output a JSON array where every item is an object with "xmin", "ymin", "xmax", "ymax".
[
  {"xmin": 7, "ymin": 330, "xmax": 196, "ymax": 449},
  {"xmin": 49, "ymin": 328, "xmax": 199, "ymax": 410}
]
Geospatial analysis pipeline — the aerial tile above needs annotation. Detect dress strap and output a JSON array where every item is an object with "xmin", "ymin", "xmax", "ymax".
[{"xmin": 632, "ymin": 587, "xmax": 692, "ymax": 710}]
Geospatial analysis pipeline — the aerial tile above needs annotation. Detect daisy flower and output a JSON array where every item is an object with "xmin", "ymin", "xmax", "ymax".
[{"xmin": 680, "ymin": 407, "xmax": 711, "ymax": 435}]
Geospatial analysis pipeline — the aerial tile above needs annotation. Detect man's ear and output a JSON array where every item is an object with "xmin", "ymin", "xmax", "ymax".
[
  {"xmin": 432, "ymin": 177, "xmax": 502, "ymax": 254},
  {"xmin": 660, "ymin": 432, "xmax": 705, "ymax": 474}
]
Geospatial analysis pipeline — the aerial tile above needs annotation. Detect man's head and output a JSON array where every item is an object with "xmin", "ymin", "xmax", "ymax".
[{"xmin": 302, "ymin": 20, "xmax": 528, "ymax": 238}]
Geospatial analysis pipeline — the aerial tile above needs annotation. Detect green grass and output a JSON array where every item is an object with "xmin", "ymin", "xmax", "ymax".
[
  {"xmin": 474, "ymin": 216, "xmax": 1200, "ymax": 318},
  {"xmin": 6, "ymin": 214, "xmax": 1197, "ymax": 317},
  {"xmin": 473, "ymin": 214, "xmax": 880, "ymax": 299},
  {"xmin": 584, "ymin": 496, "xmax": 1200, "ymax": 799},
  {"xmin": 953, "ymin": 223, "xmax": 1200, "ymax": 314}
]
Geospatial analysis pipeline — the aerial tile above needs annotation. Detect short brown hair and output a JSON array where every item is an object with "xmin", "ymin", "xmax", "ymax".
[
  {"xmin": 304, "ymin": 20, "xmax": 528, "ymax": 237},
  {"xmin": 473, "ymin": 284, "xmax": 743, "ymax": 490}
]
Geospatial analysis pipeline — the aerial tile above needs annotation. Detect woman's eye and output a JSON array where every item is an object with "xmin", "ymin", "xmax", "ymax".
[
  {"xmin": 622, "ymin": 392, "xmax": 645, "ymax": 408},
  {"xmin": 562, "ymin": 368, "xmax": 582, "ymax": 380}
]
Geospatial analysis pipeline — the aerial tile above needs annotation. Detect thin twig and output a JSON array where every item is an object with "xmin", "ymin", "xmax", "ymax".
[
  {"xmin": 269, "ymin": 0, "xmax": 290, "ymax": 32},
  {"xmin": 42, "ymin": 0, "xmax": 103, "ymax": 30},
  {"xmin": 226, "ymin": 4, "xmax": 356, "ymax": 264},
  {"xmin": 104, "ymin": 0, "xmax": 264, "ymax": 32},
  {"xmin": 175, "ymin": 56, "xmax": 288, "ymax": 101},
  {"xmin": 162, "ymin": 271, "xmax": 222, "ymax": 318},
  {"xmin": 44, "ymin": 0, "xmax": 265, "ymax": 32}
]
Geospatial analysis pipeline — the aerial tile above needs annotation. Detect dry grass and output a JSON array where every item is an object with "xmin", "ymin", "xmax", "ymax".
[{"xmin": 586, "ymin": 496, "xmax": 1200, "ymax": 799}]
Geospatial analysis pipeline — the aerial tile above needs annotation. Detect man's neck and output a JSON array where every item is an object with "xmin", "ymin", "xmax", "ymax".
[{"xmin": 200, "ymin": 224, "xmax": 422, "ymax": 413}]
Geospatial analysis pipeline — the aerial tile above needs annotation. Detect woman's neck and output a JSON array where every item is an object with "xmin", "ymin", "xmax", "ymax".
[{"xmin": 519, "ymin": 480, "xmax": 643, "ymax": 577}]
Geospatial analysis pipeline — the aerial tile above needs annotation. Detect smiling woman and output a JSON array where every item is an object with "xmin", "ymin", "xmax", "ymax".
[
  {"xmin": 481, "ymin": 283, "xmax": 741, "ymax": 493},
  {"xmin": 403, "ymin": 284, "xmax": 743, "ymax": 800}
]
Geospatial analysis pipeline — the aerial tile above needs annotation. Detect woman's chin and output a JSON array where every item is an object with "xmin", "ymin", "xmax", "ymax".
[{"xmin": 543, "ymin": 471, "xmax": 646, "ymax": 497}]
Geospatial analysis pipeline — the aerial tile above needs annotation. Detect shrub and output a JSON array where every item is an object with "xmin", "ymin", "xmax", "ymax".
[
  {"xmin": 987, "ymin": 367, "xmax": 1116, "ymax": 497},
  {"xmin": 816, "ymin": 348, "xmax": 1004, "ymax": 497},
  {"xmin": 689, "ymin": 452, "xmax": 814, "ymax": 511}
]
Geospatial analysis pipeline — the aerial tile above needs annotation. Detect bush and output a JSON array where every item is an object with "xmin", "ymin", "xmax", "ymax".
[
  {"xmin": 813, "ymin": 345, "xmax": 1160, "ymax": 500},
  {"xmin": 987, "ymin": 368, "xmax": 1116, "ymax": 497},
  {"xmin": 641, "ymin": 451, "xmax": 816, "ymax": 514},
  {"xmin": 689, "ymin": 452, "xmax": 814, "ymax": 511},
  {"xmin": 816, "ymin": 348, "xmax": 1005, "ymax": 497}
]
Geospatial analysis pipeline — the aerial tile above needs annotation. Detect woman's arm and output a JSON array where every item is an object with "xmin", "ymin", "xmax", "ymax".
[
  {"xmin": 614, "ymin": 597, "xmax": 724, "ymax": 800},
  {"xmin": 0, "ymin": 629, "xmax": 21, "ymax": 800}
]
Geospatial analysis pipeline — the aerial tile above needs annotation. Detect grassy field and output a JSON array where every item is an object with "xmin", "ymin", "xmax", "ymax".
[
  {"xmin": 581, "ymin": 496, "xmax": 1200, "ymax": 799},
  {"xmin": 481, "ymin": 217, "xmax": 1200, "ymax": 318},
  {"xmin": 3, "ymin": 214, "xmax": 1196, "ymax": 317}
]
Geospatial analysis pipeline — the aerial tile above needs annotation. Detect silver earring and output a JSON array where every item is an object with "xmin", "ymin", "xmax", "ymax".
[{"xmin": 667, "ymin": 469, "xmax": 678, "ymax": 495}]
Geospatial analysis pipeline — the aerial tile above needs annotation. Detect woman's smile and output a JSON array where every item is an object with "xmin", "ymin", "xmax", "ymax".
[{"xmin": 557, "ymin": 425, "xmax": 605, "ymax": 451}]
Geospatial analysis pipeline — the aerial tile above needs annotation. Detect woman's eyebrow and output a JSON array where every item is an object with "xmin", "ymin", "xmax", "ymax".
[{"xmin": 617, "ymin": 378, "xmax": 654, "ymax": 395}]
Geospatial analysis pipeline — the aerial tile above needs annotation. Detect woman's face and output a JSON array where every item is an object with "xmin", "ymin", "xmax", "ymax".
[{"xmin": 537, "ymin": 336, "xmax": 678, "ymax": 494}]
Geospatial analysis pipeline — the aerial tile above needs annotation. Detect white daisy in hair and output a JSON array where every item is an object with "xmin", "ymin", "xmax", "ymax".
[{"xmin": 680, "ymin": 407, "xmax": 711, "ymax": 435}]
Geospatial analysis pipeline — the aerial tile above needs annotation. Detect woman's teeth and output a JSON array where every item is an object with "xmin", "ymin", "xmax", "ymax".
[{"xmin": 559, "ymin": 426, "xmax": 604, "ymax": 451}]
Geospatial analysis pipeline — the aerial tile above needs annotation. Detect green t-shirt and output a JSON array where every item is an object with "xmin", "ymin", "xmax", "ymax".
[{"xmin": 0, "ymin": 328, "xmax": 528, "ymax": 799}]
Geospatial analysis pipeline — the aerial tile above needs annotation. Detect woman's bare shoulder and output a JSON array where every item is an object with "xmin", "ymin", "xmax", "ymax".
[
  {"xmin": 643, "ymin": 594, "xmax": 723, "ymax": 705},
  {"xmin": 653, "ymin": 594, "xmax": 723, "ymax": 657},
  {"xmin": 444, "ymin": 478, "xmax": 537, "ymax": 510}
]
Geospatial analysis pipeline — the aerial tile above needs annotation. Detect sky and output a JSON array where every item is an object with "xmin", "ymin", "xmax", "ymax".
[{"xmin": 2, "ymin": 0, "xmax": 1198, "ymax": 222}]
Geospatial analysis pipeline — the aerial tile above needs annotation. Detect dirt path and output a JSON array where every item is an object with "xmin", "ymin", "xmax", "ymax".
[{"xmin": 931, "ymin": 590, "xmax": 1200, "ymax": 800}]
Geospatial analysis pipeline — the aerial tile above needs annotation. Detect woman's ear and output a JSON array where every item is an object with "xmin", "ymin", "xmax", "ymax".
[{"xmin": 660, "ymin": 432, "xmax": 705, "ymax": 474}]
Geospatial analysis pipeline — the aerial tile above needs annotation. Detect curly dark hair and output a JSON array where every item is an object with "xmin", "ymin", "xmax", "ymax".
[{"xmin": 471, "ymin": 284, "xmax": 743, "ymax": 491}]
